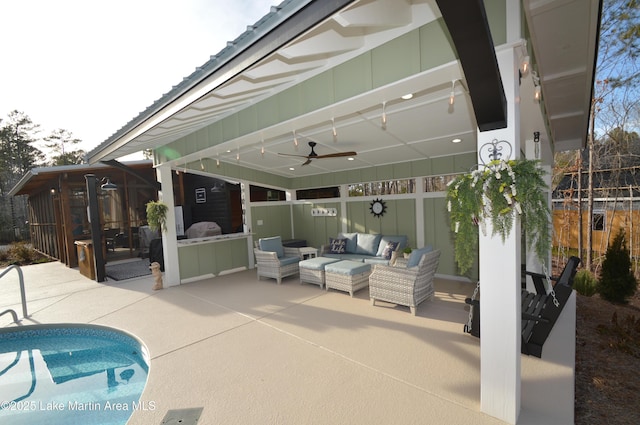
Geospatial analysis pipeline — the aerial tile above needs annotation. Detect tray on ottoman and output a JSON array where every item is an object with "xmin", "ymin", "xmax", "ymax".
[
  {"xmin": 299, "ymin": 257, "xmax": 341, "ymax": 289},
  {"xmin": 325, "ymin": 260, "xmax": 371, "ymax": 297}
]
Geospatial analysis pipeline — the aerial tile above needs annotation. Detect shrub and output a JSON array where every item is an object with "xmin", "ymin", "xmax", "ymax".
[
  {"xmin": 597, "ymin": 229, "xmax": 638, "ymax": 303},
  {"xmin": 574, "ymin": 269, "xmax": 597, "ymax": 297},
  {"xmin": 8, "ymin": 242, "xmax": 36, "ymax": 265}
]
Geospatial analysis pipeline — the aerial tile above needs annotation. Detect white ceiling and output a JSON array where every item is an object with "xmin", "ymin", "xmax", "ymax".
[{"xmin": 89, "ymin": 0, "xmax": 600, "ymax": 179}]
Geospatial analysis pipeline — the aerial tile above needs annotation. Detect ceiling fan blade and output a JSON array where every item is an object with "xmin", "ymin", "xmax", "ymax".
[
  {"xmin": 315, "ymin": 151, "xmax": 357, "ymax": 159},
  {"xmin": 301, "ymin": 158, "xmax": 312, "ymax": 166},
  {"xmin": 278, "ymin": 152, "xmax": 310, "ymax": 158}
]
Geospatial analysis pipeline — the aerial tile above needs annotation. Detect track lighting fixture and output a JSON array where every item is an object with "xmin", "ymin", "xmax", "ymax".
[
  {"xmin": 332, "ymin": 118, "xmax": 337, "ymax": 143},
  {"xmin": 449, "ymin": 80, "xmax": 456, "ymax": 106},
  {"xmin": 520, "ymin": 55, "xmax": 530, "ymax": 76},
  {"xmin": 532, "ymin": 71, "xmax": 541, "ymax": 103},
  {"xmin": 381, "ymin": 101, "xmax": 387, "ymax": 131}
]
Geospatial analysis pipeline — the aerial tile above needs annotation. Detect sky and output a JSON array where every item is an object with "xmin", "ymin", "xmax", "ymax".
[{"xmin": 0, "ymin": 0, "xmax": 276, "ymax": 157}]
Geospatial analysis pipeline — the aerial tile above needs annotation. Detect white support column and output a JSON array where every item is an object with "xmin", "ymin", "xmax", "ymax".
[
  {"xmin": 242, "ymin": 181, "xmax": 255, "ymax": 269},
  {"xmin": 416, "ymin": 177, "xmax": 425, "ymax": 248},
  {"xmin": 156, "ymin": 165, "xmax": 180, "ymax": 287},
  {"xmin": 340, "ymin": 184, "xmax": 349, "ymax": 234},
  {"xmin": 479, "ymin": 46, "xmax": 522, "ymax": 424}
]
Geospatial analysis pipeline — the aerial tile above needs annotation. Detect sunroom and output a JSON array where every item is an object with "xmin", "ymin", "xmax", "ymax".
[{"xmin": 86, "ymin": 0, "xmax": 600, "ymax": 423}]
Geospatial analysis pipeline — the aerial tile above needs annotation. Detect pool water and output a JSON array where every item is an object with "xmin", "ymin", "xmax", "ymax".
[{"xmin": 0, "ymin": 325, "xmax": 149, "ymax": 425}]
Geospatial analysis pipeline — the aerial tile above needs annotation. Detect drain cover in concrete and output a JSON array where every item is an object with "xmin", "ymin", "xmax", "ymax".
[{"xmin": 161, "ymin": 407, "xmax": 203, "ymax": 424}]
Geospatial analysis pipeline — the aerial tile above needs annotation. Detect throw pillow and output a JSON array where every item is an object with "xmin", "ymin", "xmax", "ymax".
[
  {"xmin": 382, "ymin": 241, "xmax": 399, "ymax": 260},
  {"xmin": 329, "ymin": 238, "xmax": 347, "ymax": 254}
]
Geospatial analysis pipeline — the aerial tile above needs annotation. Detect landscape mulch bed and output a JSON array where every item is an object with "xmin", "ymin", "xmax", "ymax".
[{"xmin": 575, "ymin": 290, "xmax": 640, "ymax": 424}]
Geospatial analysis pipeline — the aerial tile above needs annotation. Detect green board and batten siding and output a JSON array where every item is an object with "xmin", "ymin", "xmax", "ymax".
[
  {"xmin": 251, "ymin": 204, "xmax": 294, "ymax": 242},
  {"xmin": 178, "ymin": 237, "xmax": 249, "ymax": 279}
]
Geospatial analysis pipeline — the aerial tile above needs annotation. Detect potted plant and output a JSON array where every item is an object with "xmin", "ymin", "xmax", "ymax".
[
  {"xmin": 146, "ymin": 200, "xmax": 168, "ymax": 233},
  {"xmin": 403, "ymin": 247, "xmax": 412, "ymax": 259},
  {"xmin": 446, "ymin": 159, "xmax": 550, "ymax": 274}
]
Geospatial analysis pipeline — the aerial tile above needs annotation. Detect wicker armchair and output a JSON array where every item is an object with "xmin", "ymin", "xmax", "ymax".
[
  {"xmin": 254, "ymin": 236, "xmax": 302, "ymax": 284},
  {"xmin": 369, "ymin": 249, "xmax": 440, "ymax": 315}
]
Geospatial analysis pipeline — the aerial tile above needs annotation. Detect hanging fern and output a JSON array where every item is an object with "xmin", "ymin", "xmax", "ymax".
[
  {"xmin": 146, "ymin": 200, "xmax": 168, "ymax": 233},
  {"xmin": 446, "ymin": 159, "xmax": 550, "ymax": 274}
]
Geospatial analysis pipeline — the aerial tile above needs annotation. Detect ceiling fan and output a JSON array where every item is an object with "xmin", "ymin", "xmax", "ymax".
[{"xmin": 278, "ymin": 141, "xmax": 357, "ymax": 166}]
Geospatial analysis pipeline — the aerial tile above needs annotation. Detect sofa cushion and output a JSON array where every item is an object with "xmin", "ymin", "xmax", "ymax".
[
  {"xmin": 407, "ymin": 245, "xmax": 433, "ymax": 268},
  {"xmin": 339, "ymin": 233, "xmax": 358, "ymax": 253},
  {"xmin": 376, "ymin": 235, "xmax": 408, "ymax": 256},
  {"xmin": 382, "ymin": 241, "xmax": 399, "ymax": 260},
  {"xmin": 259, "ymin": 236, "xmax": 284, "ymax": 258},
  {"xmin": 329, "ymin": 238, "xmax": 347, "ymax": 254},
  {"xmin": 363, "ymin": 257, "xmax": 392, "ymax": 265},
  {"xmin": 355, "ymin": 233, "xmax": 382, "ymax": 256}
]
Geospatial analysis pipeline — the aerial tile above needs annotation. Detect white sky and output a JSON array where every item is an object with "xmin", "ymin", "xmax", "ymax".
[{"xmin": 0, "ymin": 0, "xmax": 276, "ymax": 156}]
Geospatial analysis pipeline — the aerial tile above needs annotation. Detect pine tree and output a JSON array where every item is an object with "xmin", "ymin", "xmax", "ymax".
[
  {"xmin": 44, "ymin": 128, "xmax": 85, "ymax": 165},
  {"xmin": 598, "ymin": 229, "xmax": 638, "ymax": 303}
]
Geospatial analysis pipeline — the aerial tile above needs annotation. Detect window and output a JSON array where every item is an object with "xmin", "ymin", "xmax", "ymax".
[
  {"xmin": 250, "ymin": 185, "xmax": 286, "ymax": 202},
  {"xmin": 424, "ymin": 174, "xmax": 463, "ymax": 192},
  {"xmin": 348, "ymin": 179, "xmax": 416, "ymax": 197},
  {"xmin": 296, "ymin": 187, "xmax": 340, "ymax": 200},
  {"xmin": 592, "ymin": 211, "xmax": 605, "ymax": 231}
]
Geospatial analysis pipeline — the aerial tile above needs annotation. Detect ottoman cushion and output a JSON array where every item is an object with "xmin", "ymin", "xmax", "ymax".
[
  {"xmin": 325, "ymin": 260, "xmax": 371, "ymax": 276},
  {"xmin": 299, "ymin": 257, "xmax": 340, "ymax": 270}
]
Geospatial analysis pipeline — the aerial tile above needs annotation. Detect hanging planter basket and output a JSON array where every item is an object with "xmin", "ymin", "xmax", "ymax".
[
  {"xmin": 446, "ymin": 158, "xmax": 551, "ymax": 275},
  {"xmin": 146, "ymin": 200, "xmax": 168, "ymax": 233}
]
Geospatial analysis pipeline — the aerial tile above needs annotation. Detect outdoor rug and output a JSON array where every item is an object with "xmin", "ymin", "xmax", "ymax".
[{"xmin": 106, "ymin": 259, "xmax": 151, "ymax": 281}]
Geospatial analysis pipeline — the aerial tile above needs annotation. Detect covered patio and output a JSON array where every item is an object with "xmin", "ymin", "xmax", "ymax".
[
  {"xmin": 0, "ymin": 261, "xmax": 571, "ymax": 424},
  {"xmin": 82, "ymin": 0, "xmax": 600, "ymax": 422}
]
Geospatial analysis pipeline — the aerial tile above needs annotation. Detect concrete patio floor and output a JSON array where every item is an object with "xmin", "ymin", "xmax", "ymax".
[{"xmin": 0, "ymin": 261, "xmax": 569, "ymax": 424}]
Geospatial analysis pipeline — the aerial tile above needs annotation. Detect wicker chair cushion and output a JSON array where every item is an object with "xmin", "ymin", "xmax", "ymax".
[
  {"xmin": 355, "ymin": 233, "xmax": 382, "ymax": 256},
  {"xmin": 325, "ymin": 260, "xmax": 371, "ymax": 276},
  {"xmin": 407, "ymin": 245, "xmax": 433, "ymax": 268},
  {"xmin": 278, "ymin": 256, "xmax": 300, "ymax": 266},
  {"xmin": 259, "ymin": 236, "xmax": 284, "ymax": 258}
]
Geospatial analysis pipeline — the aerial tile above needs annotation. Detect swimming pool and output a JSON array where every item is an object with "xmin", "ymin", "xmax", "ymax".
[{"xmin": 0, "ymin": 324, "xmax": 150, "ymax": 425}]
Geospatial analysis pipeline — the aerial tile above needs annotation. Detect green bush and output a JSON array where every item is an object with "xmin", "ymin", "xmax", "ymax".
[
  {"xmin": 8, "ymin": 242, "xmax": 36, "ymax": 265},
  {"xmin": 597, "ymin": 229, "xmax": 638, "ymax": 303},
  {"xmin": 574, "ymin": 269, "xmax": 598, "ymax": 296}
]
